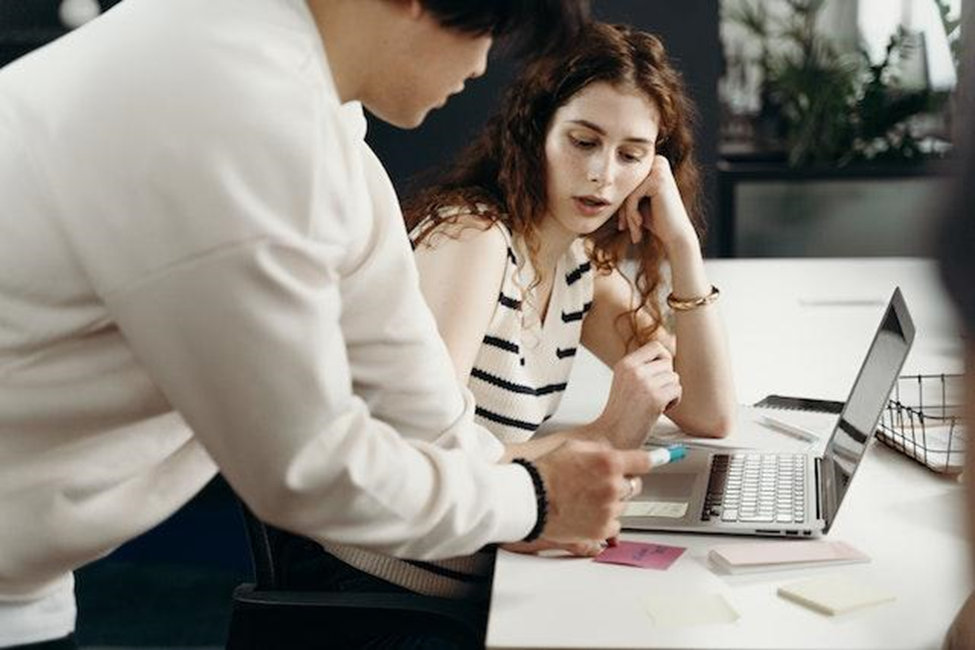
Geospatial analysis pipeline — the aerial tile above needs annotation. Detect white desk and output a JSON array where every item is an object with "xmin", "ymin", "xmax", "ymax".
[{"xmin": 487, "ymin": 258, "xmax": 968, "ymax": 650}]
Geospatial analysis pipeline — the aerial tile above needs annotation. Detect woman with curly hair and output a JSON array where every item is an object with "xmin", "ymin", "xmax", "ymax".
[
  {"xmin": 273, "ymin": 22, "xmax": 737, "ymax": 649},
  {"xmin": 404, "ymin": 21, "xmax": 735, "ymax": 457}
]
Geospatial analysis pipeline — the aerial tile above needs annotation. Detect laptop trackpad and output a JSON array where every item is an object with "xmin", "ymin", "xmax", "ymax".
[{"xmin": 641, "ymin": 473, "xmax": 698, "ymax": 500}]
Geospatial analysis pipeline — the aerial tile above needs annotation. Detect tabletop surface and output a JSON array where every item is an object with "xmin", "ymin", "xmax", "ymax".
[{"xmin": 487, "ymin": 258, "xmax": 968, "ymax": 650}]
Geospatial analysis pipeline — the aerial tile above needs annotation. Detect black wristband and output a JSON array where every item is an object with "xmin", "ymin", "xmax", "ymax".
[{"xmin": 512, "ymin": 458, "xmax": 547, "ymax": 542}]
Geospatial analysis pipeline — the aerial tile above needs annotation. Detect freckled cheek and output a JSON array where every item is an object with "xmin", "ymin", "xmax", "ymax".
[
  {"xmin": 564, "ymin": 153, "xmax": 590, "ymax": 185},
  {"xmin": 547, "ymin": 148, "xmax": 587, "ymax": 194}
]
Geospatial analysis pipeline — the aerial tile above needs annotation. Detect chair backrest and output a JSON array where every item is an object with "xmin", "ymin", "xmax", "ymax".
[
  {"xmin": 229, "ymin": 498, "xmax": 485, "ymax": 649},
  {"xmin": 237, "ymin": 502, "xmax": 277, "ymax": 589}
]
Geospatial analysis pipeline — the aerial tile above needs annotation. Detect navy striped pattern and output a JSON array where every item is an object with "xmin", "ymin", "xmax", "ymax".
[
  {"xmin": 470, "ymin": 368, "xmax": 567, "ymax": 396},
  {"xmin": 498, "ymin": 292, "xmax": 522, "ymax": 310},
  {"xmin": 556, "ymin": 347, "xmax": 577, "ymax": 359},
  {"xmin": 468, "ymin": 226, "xmax": 595, "ymax": 442},
  {"xmin": 482, "ymin": 335, "xmax": 519, "ymax": 354},
  {"xmin": 410, "ymin": 211, "xmax": 595, "ymax": 444},
  {"xmin": 565, "ymin": 261, "xmax": 592, "ymax": 286},
  {"xmin": 561, "ymin": 301, "xmax": 593, "ymax": 323},
  {"xmin": 475, "ymin": 406, "xmax": 541, "ymax": 432}
]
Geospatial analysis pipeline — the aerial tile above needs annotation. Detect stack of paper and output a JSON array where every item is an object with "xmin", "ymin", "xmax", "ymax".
[{"xmin": 708, "ymin": 540, "xmax": 869, "ymax": 574}]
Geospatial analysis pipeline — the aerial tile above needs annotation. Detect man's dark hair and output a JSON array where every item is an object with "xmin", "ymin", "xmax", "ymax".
[{"xmin": 420, "ymin": 0, "xmax": 590, "ymax": 53}]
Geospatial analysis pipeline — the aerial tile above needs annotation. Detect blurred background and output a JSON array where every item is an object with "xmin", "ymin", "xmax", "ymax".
[
  {"xmin": 717, "ymin": 0, "xmax": 967, "ymax": 257},
  {"xmin": 0, "ymin": 0, "xmax": 968, "ymax": 647}
]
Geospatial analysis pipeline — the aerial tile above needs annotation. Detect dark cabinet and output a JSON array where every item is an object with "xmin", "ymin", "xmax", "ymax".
[{"xmin": 717, "ymin": 160, "xmax": 954, "ymax": 258}]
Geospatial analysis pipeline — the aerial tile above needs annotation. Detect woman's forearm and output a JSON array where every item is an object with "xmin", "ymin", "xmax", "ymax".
[{"xmin": 663, "ymin": 234, "xmax": 736, "ymax": 437}]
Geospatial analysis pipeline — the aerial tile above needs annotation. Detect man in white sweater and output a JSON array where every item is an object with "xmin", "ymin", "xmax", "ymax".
[{"xmin": 0, "ymin": 0, "xmax": 655, "ymax": 646}]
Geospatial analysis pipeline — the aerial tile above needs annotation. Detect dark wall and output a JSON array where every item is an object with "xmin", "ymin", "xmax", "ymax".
[
  {"xmin": 0, "ymin": 0, "xmax": 123, "ymax": 66},
  {"xmin": 366, "ymin": 0, "xmax": 722, "ymax": 256}
]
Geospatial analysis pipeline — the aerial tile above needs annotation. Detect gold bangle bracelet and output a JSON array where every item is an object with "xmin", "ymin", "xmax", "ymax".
[{"xmin": 666, "ymin": 285, "xmax": 720, "ymax": 311}]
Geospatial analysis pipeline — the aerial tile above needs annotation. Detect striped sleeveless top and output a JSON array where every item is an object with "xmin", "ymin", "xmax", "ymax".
[{"xmin": 460, "ymin": 220, "xmax": 595, "ymax": 443}]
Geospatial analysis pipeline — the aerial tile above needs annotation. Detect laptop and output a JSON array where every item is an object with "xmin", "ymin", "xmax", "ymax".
[{"xmin": 624, "ymin": 287, "xmax": 915, "ymax": 537}]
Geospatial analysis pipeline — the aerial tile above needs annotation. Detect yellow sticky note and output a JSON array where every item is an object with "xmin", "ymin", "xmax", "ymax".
[
  {"xmin": 778, "ymin": 574, "xmax": 895, "ymax": 615},
  {"xmin": 645, "ymin": 591, "xmax": 739, "ymax": 627}
]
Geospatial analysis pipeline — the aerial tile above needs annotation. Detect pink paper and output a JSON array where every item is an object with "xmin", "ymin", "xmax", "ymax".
[{"xmin": 594, "ymin": 541, "xmax": 686, "ymax": 570}]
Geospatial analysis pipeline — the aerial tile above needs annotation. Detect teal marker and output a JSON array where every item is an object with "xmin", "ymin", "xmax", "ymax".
[{"xmin": 648, "ymin": 444, "xmax": 686, "ymax": 468}]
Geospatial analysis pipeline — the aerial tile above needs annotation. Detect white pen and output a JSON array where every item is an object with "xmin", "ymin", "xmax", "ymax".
[
  {"xmin": 758, "ymin": 415, "xmax": 820, "ymax": 443},
  {"xmin": 798, "ymin": 298, "xmax": 885, "ymax": 307},
  {"xmin": 647, "ymin": 444, "xmax": 687, "ymax": 467}
]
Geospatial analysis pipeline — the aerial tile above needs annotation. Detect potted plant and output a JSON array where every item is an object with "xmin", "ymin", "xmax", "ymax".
[{"xmin": 726, "ymin": 0, "xmax": 951, "ymax": 167}]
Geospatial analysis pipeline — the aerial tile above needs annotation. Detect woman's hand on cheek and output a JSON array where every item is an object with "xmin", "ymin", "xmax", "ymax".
[{"xmin": 618, "ymin": 155, "xmax": 696, "ymax": 248}]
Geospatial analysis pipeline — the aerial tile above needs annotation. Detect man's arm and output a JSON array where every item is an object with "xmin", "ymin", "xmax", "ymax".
[{"xmin": 105, "ymin": 235, "xmax": 537, "ymax": 559}]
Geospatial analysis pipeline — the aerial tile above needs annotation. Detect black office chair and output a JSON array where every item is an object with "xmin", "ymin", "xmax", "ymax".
[{"xmin": 226, "ymin": 501, "xmax": 486, "ymax": 649}]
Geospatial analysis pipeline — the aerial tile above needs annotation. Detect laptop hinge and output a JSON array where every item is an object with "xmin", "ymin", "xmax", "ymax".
[{"xmin": 814, "ymin": 457, "xmax": 824, "ymax": 522}]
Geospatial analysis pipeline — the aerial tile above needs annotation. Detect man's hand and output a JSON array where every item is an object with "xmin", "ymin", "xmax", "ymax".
[
  {"xmin": 532, "ymin": 439, "xmax": 650, "ymax": 544},
  {"xmin": 502, "ymin": 538, "xmax": 606, "ymax": 557}
]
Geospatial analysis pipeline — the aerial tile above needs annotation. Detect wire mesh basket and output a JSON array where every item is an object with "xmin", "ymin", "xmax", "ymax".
[{"xmin": 876, "ymin": 373, "xmax": 966, "ymax": 474}]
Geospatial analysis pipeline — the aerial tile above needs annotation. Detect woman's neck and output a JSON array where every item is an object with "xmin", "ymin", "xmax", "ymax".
[
  {"xmin": 533, "ymin": 215, "xmax": 578, "ymax": 279},
  {"xmin": 519, "ymin": 216, "xmax": 577, "ymax": 328}
]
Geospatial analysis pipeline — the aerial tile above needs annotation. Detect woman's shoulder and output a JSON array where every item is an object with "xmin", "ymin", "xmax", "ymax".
[
  {"xmin": 411, "ymin": 193, "xmax": 512, "ymax": 251},
  {"xmin": 410, "ymin": 200, "xmax": 515, "ymax": 300}
]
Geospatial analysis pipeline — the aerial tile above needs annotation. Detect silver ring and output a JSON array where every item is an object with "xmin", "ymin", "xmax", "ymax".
[{"xmin": 622, "ymin": 476, "xmax": 638, "ymax": 501}]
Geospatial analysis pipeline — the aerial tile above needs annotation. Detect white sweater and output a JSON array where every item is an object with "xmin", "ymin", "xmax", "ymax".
[{"xmin": 0, "ymin": 0, "xmax": 533, "ymax": 640}]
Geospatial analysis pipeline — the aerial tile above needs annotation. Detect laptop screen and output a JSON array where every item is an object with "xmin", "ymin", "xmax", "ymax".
[{"xmin": 820, "ymin": 288, "xmax": 915, "ymax": 530}]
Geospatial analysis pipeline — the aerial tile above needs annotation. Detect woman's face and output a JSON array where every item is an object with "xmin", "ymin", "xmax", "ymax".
[{"xmin": 543, "ymin": 81, "xmax": 659, "ymax": 238}]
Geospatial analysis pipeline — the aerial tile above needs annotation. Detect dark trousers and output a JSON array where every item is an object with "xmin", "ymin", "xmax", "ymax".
[
  {"xmin": 269, "ymin": 529, "xmax": 488, "ymax": 650},
  {"xmin": 5, "ymin": 635, "xmax": 77, "ymax": 650}
]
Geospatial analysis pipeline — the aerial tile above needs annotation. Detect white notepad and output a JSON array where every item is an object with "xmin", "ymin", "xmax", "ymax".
[
  {"xmin": 777, "ymin": 574, "xmax": 895, "ymax": 615},
  {"xmin": 646, "ymin": 406, "xmax": 836, "ymax": 452},
  {"xmin": 709, "ymin": 540, "xmax": 869, "ymax": 574}
]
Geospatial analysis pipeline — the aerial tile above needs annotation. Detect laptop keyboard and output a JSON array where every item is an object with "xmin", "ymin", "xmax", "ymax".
[{"xmin": 701, "ymin": 453, "xmax": 807, "ymax": 524}]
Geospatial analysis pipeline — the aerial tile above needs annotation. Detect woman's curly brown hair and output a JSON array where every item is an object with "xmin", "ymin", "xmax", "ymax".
[{"xmin": 404, "ymin": 22, "xmax": 703, "ymax": 350}]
